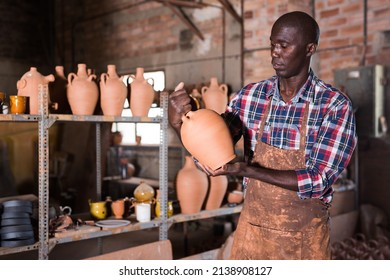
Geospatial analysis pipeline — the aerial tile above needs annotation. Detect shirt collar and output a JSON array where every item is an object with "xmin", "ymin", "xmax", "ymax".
[{"xmin": 266, "ymin": 69, "xmax": 316, "ymax": 104}]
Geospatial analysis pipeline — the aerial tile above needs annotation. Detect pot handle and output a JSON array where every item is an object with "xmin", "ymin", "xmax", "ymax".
[{"xmin": 100, "ymin": 73, "xmax": 108, "ymax": 85}]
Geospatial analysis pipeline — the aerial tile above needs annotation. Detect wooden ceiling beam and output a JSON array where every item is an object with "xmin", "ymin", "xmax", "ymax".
[
  {"xmin": 218, "ymin": 0, "xmax": 242, "ymax": 23},
  {"xmin": 163, "ymin": 1, "xmax": 205, "ymax": 40},
  {"xmin": 155, "ymin": 0, "xmax": 206, "ymax": 9}
]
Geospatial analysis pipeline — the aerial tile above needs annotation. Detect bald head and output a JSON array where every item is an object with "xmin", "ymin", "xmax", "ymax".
[{"xmin": 272, "ymin": 11, "xmax": 320, "ymax": 45}]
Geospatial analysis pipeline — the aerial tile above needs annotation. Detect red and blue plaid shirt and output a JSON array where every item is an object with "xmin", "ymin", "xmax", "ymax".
[{"xmin": 223, "ymin": 70, "xmax": 357, "ymax": 203}]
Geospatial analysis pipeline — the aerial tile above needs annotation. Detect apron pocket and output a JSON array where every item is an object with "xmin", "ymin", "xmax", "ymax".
[{"xmin": 244, "ymin": 222, "xmax": 303, "ymax": 260}]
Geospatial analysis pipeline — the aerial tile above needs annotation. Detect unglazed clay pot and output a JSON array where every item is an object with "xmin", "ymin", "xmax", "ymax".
[
  {"xmin": 16, "ymin": 67, "xmax": 55, "ymax": 114},
  {"xmin": 111, "ymin": 199, "xmax": 125, "ymax": 219},
  {"xmin": 49, "ymin": 66, "xmax": 71, "ymax": 114},
  {"xmin": 129, "ymin": 67, "xmax": 154, "ymax": 117},
  {"xmin": 67, "ymin": 63, "xmax": 99, "ymax": 115},
  {"xmin": 205, "ymin": 175, "xmax": 228, "ymax": 210},
  {"xmin": 176, "ymin": 156, "xmax": 208, "ymax": 214},
  {"xmin": 100, "ymin": 64, "xmax": 127, "ymax": 116},
  {"xmin": 180, "ymin": 109, "xmax": 236, "ymax": 171},
  {"xmin": 201, "ymin": 77, "xmax": 228, "ymax": 114}
]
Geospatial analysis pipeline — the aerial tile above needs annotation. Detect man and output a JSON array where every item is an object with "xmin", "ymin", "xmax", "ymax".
[{"xmin": 168, "ymin": 11, "xmax": 357, "ymax": 259}]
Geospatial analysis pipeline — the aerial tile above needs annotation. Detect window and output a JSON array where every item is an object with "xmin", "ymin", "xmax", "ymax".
[{"xmin": 112, "ymin": 70, "xmax": 165, "ymax": 145}]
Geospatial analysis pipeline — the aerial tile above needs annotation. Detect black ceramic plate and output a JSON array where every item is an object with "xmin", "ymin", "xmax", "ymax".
[
  {"xmin": 0, "ymin": 225, "xmax": 33, "ymax": 234},
  {"xmin": 1, "ymin": 238, "xmax": 35, "ymax": 247},
  {"xmin": 0, "ymin": 218, "xmax": 32, "ymax": 226},
  {"xmin": 1, "ymin": 212, "xmax": 30, "ymax": 219},
  {"xmin": 1, "ymin": 230, "xmax": 35, "ymax": 240},
  {"xmin": 2, "ymin": 200, "xmax": 33, "ymax": 208}
]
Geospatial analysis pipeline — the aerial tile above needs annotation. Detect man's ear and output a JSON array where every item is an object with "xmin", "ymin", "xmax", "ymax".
[{"xmin": 306, "ymin": 43, "xmax": 317, "ymax": 57}]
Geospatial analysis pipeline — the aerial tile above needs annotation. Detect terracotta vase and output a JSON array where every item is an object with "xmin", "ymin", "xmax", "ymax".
[
  {"xmin": 49, "ymin": 66, "xmax": 71, "ymax": 114},
  {"xmin": 111, "ymin": 199, "xmax": 125, "ymax": 219},
  {"xmin": 201, "ymin": 77, "xmax": 228, "ymax": 114},
  {"xmin": 16, "ymin": 67, "xmax": 55, "ymax": 114},
  {"xmin": 100, "ymin": 64, "xmax": 127, "ymax": 116},
  {"xmin": 180, "ymin": 109, "xmax": 236, "ymax": 171},
  {"xmin": 176, "ymin": 156, "xmax": 208, "ymax": 214},
  {"xmin": 129, "ymin": 67, "xmax": 154, "ymax": 117},
  {"xmin": 227, "ymin": 190, "xmax": 244, "ymax": 205},
  {"xmin": 67, "ymin": 63, "xmax": 99, "ymax": 115},
  {"xmin": 205, "ymin": 175, "xmax": 228, "ymax": 210}
]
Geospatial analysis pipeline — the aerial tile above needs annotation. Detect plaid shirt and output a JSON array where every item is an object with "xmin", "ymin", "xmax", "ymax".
[{"xmin": 224, "ymin": 70, "xmax": 357, "ymax": 203}]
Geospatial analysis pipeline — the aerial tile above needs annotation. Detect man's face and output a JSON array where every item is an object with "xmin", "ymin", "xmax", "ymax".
[{"xmin": 270, "ymin": 25, "xmax": 309, "ymax": 79}]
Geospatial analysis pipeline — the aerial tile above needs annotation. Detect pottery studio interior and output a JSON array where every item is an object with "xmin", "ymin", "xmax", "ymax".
[{"xmin": 0, "ymin": 0, "xmax": 390, "ymax": 261}]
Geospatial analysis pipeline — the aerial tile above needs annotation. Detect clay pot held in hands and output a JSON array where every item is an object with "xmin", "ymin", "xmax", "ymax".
[
  {"xmin": 100, "ymin": 64, "xmax": 127, "ymax": 116},
  {"xmin": 180, "ymin": 109, "xmax": 236, "ymax": 171},
  {"xmin": 67, "ymin": 63, "xmax": 99, "ymax": 115},
  {"xmin": 176, "ymin": 156, "xmax": 208, "ymax": 214}
]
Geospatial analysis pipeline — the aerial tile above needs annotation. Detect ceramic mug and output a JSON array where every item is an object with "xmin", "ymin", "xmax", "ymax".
[
  {"xmin": 0, "ymin": 92, "xmax": 5, "ymax": 114},
  {"xmin": 9, "ymin": 95, "xmax": 27, "ymax": 114},
  {"xmin": 135, "ymin": 203, "xmax": 151, "ymax": 222},
  {"xmin": 89, "ymin": 200, "xmax": 107, "ymax": 220}
]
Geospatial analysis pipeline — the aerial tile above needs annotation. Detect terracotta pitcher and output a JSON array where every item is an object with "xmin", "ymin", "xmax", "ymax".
[
  {"xmin": 16, "ymin": 67, "xmax": 55, "ymax": 114},
  {"xmin": 49, "ymin": 66, "xmax": 71, "ymax": 114},
  {"xmin": 201, "ymin": 77, "xmax": 228, "ymax": 114},
  {"xmin": 176, "ymin": 156, "xmax": 208, "ymax": 214},
  {"xmin": 205, "ymin": 175, "xmax": 228, "ymax": 210},
  {"xmin": 180, "ymin": 109, "xmax": 236, "ymax": 171},
  {"xmin": 129, "ymin": 67, "xmax": 155, "ymax": 117},
  {"xmin": 100, "ymin": 64, "xmax": 127, "ymax": 116},
  {"xmin": 67, "ymin": 63, "xmax": 99, "ymax": 115}
]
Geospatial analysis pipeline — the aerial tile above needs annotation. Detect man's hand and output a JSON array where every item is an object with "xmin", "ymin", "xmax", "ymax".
[
  {"xmin": 168, "ymin": 82, "xmax": 192, "ymax": 132},
  {"xmin": 193, "ymin": 157, "xmax": 247, "ymax": 177}
]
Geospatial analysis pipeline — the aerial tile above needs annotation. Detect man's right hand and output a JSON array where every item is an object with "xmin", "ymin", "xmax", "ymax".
[{"xmin": 168, "ymin": 82, "xmax": 192, "ymax": 133}]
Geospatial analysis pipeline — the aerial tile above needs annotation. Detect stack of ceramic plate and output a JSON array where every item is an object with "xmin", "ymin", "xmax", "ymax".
[{"xmin": 0, "ymin": 200, "xmax": 35, "ymax": 247}]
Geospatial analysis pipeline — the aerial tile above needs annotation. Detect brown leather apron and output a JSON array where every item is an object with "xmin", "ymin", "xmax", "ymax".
[{"xmin": 230, "ymin": 100, "xmax": 331, "ymax": 260}]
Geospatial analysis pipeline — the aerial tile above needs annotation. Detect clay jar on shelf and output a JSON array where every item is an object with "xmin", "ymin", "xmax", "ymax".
[
  {"xmin": 201, "ymin": 77, "xmax": 228, "ymax": 114},
  {"xmin": 100, "ymin": 64, "xmax": 128, "ymax": 116},
  {"xmin": 176, "ymin": 156, "xmax": 208, "ymax": 214},
  {"xmin": 67, "ymin": 63, "xmax": 99, "ymax": 115},
  {"xmin": 205, "ymin": 175, "xmax": 228, "ymax": 210},
  {"xmin": 49, "ymin": 66, "xmax": 71, "ymax": 114},
  {"xmin": 16, "ymin": 67, "xmax": 55, "ymax": 114},
  {"xmin": 129, "ymin": 67, "xmax": 155, "ymax": 117}
]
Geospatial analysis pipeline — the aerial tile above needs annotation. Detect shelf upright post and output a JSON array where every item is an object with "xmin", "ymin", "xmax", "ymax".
[
  {"xmin": 159, "ymin": 92, "xmax": 169, "ymax": 240},
  {"xmin": 38, "ymin": 84, "xmax": 51, "ymax": 260},
  {"xmin": 96, "ymin": 123, "xmax": 102, "ymax": 200}
]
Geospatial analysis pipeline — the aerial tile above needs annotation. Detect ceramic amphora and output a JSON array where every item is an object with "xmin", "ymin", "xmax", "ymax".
[
  {"xmin": 201, "ymin": 77, "xmax": 228, "ymax": 114},
  {"xmin": 176, "ymin": 156, "xmax": 208, "ymax": 214},
  {"xmin": 180, "ymin": 109, "xmax": 236, "ymax": 171},
  {"xmin": 100, "ymin": 64, "xmax": 127, "ymax": 116},
  {"xmin": 16, "ymin": 67, "xmax": 55, "ymax": 114},
  {"xmin": 205, "ymin": 175, "xmax": 228, "ymax": 210},
  {"xmin": 49, "ymin": 66, "xmax": 71, "ymax": 114},
  {"xmin": 129, "ymin": 67, "xmax": 154, "ymax": 117},
  {"xmin": 67, "ymin": 63, "xmax": 99, "ymax": 115}
]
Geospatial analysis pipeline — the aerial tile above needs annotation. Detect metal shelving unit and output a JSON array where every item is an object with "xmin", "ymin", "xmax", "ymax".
[
  {"xmin": 0, "ymin": 86, "xmax": 242, "ymax": 259},
  {"xmin": 0, "ymin": 86, "xmax": 170, "ymax": 259}
]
